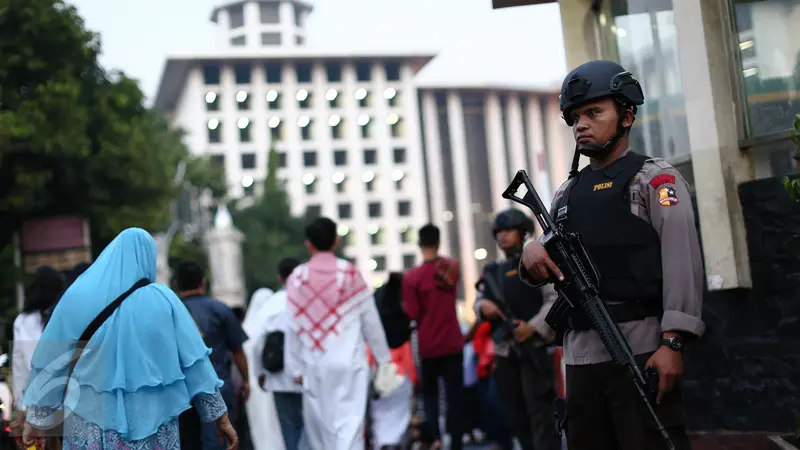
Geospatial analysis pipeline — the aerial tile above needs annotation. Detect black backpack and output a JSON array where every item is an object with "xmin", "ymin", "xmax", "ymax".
[{"xmin": 261, "ymin": 330, "xmax": 285, "ymax": 372}]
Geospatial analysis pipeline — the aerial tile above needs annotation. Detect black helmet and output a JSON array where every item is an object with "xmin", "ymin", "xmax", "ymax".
[
  {"xmin": 559, "ymin": 60, "xmax": 644, "ymax": 126},
  {"xmin": 492, "ymin": 209, "xmax": 534, "ymax": 235}
]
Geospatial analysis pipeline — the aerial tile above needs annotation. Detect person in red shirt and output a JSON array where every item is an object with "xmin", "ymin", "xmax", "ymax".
[{"xmin": 402, "ymin": 224, "xmax": 464, "ymax": 450}]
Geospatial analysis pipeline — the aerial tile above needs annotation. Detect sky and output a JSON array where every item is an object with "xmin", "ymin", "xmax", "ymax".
[{"xmin": 68, "ymin": 0, "xmax": 568, "ymax": 103}]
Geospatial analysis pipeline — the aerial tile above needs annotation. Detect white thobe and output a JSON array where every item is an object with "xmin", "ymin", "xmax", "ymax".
[
  {"xmin": 286, "ymin": 253, "xmax": 391, "ymax": 450},
  {"xmin": 242, "ymin": 288, "xmax": 285, "ymax": 450},
  {"xmin": 12, "ymin": 311, "xmax": 44, "ymax": 413}
]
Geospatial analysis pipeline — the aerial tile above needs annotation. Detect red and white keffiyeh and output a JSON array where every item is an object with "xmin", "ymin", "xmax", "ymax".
[{"xmin": 287, "ymin": 256, "xmax": 370, "ymax": 353}]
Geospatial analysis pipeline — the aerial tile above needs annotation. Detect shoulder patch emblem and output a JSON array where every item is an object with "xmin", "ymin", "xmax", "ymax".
[
  {"xmin": 657, "ymin": 186, "xmax": 679, "ymax": 207},
  {"xmin": 505, "ymin": 269, "xmax": 518, "ymax": 277},
  {"xmin": 649, "ymin": 173, "xmax": 676, "ymax": 189}
]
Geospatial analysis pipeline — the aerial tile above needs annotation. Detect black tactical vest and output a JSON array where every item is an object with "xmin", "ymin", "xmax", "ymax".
[
  {"xmin": 482, "ymin": 255, "xmax": 544, "ymax": 322},
  {"xmin": 555, "ymin": 152, "xmax": 663, "ymax": 303}
]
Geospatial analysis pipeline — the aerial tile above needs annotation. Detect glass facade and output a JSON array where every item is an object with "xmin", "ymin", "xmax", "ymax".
[
  {"xmin": 598, "ymin": 0, "xmax": 691, "ymax": 161},
  {"xmin": 732, "ymin": 0, "xmax": 800, "ymax": 138}
]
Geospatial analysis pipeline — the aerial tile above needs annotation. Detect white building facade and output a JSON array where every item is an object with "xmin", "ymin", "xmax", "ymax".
[{"xmin": 155, "ymin": 0, "xmax": 569, "ymax": 299}]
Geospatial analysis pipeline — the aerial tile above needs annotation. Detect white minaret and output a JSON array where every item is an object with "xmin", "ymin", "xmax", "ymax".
[
  {"xmin": 204, "ymin": 204, "xmax": 246, "ymax": 308},
  {"xmin": 210, "ymin": 0, "xmax": 313, "ymax": 50}
]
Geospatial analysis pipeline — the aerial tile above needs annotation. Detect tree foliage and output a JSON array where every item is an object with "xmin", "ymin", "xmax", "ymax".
[{"xmin": 0, "ymin": 0, "xmax": 223, "ymax": 313}]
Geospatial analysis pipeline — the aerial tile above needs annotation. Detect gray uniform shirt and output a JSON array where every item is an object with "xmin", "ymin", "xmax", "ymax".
[
  {"xmin": 473, "ymin": 263, "xmax": 557, "ymax": 358},
  {"xmin": 520, "ymin": 150, "xmax": 706, "ymax": 365}
]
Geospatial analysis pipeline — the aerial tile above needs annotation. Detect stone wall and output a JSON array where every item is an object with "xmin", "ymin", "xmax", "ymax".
[{"xmin": 681, "ymin": 176, "xmax": 800, "ymax": 433}]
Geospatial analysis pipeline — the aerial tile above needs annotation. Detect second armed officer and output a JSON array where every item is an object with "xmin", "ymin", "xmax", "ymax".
[{"xmin": 473, "ymin": 208, "xmax": 561, "ymax": 450}]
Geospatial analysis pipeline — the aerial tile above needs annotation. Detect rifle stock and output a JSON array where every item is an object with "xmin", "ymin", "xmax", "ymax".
[{"xmin": 502, "ymin": 170, "xmax": 676, "ymax": 450}]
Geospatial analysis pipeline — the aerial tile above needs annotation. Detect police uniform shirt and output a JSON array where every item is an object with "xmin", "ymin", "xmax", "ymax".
[
  {"xmin": 473, "ymin": 262, "xmax": 558, "ymax": 358},
  {"xmin": 520, "ymin": 149, "xmax": 706, "ymax": 366}
]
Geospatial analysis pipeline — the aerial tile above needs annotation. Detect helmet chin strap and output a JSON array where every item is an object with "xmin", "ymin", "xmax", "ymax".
[{"xmin": 569, "ymin": 114, "xmax": 629, "ymax": 178}]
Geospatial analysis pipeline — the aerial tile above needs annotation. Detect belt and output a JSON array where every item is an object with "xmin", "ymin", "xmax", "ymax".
[{"xmin": 569, "ymin": 300, "xmax": 663, "ymax": 332}]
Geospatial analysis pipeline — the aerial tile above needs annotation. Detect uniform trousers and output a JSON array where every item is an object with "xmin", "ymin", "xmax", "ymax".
[
  {"xmin": 565, "ymin": 352, "xmax": 693, "ymax": 450},
  {"xmin": 494, "ymin": 348, "xmax": 561, "ymax": 450}
]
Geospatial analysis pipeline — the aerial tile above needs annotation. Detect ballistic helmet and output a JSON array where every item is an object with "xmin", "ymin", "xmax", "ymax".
[
  {"xmin": 491, "ymin": 208, "xmax": 534, "ymax": 236},
  {"xmin": 559, "ymin": 60, "xmax": 644, "ymax": 126}
]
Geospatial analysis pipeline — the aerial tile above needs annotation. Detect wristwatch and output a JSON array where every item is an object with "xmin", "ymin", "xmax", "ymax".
[{"xmin": 661, "ymin": 336, "xmax": 684, "ymax": 353}]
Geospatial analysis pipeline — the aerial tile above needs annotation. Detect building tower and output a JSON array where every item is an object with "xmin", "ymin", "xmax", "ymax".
[{"xmin": 211, "ymin": 0, "xmax": 313, "ymax": 49}]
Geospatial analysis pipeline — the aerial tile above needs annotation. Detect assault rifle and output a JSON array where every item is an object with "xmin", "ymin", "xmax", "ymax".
[
  {"xmin": 502, "ymin": 169, "xmax": 676, "ymax": 450},
  {"xmin": 474, "ymin": 273, "xmax": 537, "ymax": 359}
]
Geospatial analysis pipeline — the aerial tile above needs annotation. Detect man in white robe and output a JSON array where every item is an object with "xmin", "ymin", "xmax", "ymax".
[{"xmin": 286, "ymin": 217, "xmax": 393, "ymax": 450}]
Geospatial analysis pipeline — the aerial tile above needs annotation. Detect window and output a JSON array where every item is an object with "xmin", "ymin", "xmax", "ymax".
[
  {"xmin": 368, "ymin": 202, "xmax": 382, "ymax": 218},
  {"xmin": 203, "ymin": 64, "xmax": 220, "ymax": 85},
  {"xmin": 261, "ymin": 33, "xmax": 282, "ymax": 46},
  {"xmin": 328, "ymin": 89, "xmax": 340, "ymax": 108},
  {"xmin": 331, "ymin": 120, "xmax": 344, "ymax": 140},
  {"xmin": 600, "ymin": 3, "xmax": 689, "ymax": 160},
  {"xmin": 365, "ymin": 178, "xmax": 375, "ymax": 192},
  {"xmin": 733, "ymin": 0, "xmax": 800, "ymax": 137},
  {"xmin": 305, "ymin": 179, "xmax": 317, "ymax": 194},
  {"xmin": 229, "ymin": 4, "xmax": 244, "ymax": 28},
  {"xmin": 335, "ymin": 177, "xmax": 346, "ymax": 193},
  {"xmin": 338, "ymin": 203, "xmax": 352, "ymax": 219},
  {"xmin": 355, "ymin": 61, "xmax": 372, "ymax": 81},
  {"xmin": 238, "ymin": 122, "xmax": 251, "ymax": 142},
  {"xmin": 277, "ymin": 152, "xmax": 287, "ymax": 168},
  {"xmin": 236, "ymin": 91, "xmax": 250, "ymax": 110},
  {"xmin": 373, "ymin": 256, "xmax": 387, "ymax": 271},
  {"xmin": 359, "ymin": 92, "xmax": 371, "ymax": 108},
  {"xmin": 241, "ymin": 153, "xmax": 256, "ymax": 169},
  {"xmin": 400, "ymin": 228, "xmax": 414, "ymax": 244},
  {"xmin": 234, "ymin": 63, "xmax": 251, "ymax": 84},
  {"xmin": 388, "ymin": 92, "xmax": 400, "ymax": 108},
  {"xmin": 208, "ymin": 121, "xmax": 221, "ymax": 143},
  {"xmin": 300, "ymin": 119, "xmax": 313, "ymax": 140},
  {"xmin": 370, "ymin": 229, "xmax": 383, "ymax": 245},
  {"xmin": 397, "ymin": 201, "xmax": 411, "ymax": 217},
  {"xmin": 270, "ymin": 122, "xmax": 283, "ymax": 141},
  {"xmin": 210, "ymin": 154, "xmax": 225, "ymax": 168},
  {"xmin": 326, "ymin": 62, "xmax": 342, "ymax": 82},
  {"xmin": 296, "ymin": 35, "xmax": 305, "ymax": 45},
  {"xmin": 393, "ymin": 147, "xmax": 406, "ymax": 163},
  {"xmin": 205, "ymin": 92, "xmax": 220, "ymax": 111},
  {"xmin": 265, "ymin": 62, "xmax": 283, "ymax": 83},
  {"xmin": 303, "ymin": 151, "xmax": 317, "ymax": 167},
  {"xmin": 296, "ymin": 62, "xmax": 312, "ymax": 83},
  {"xmin": 384, "ymin": 61, "xmax": 401, "ymax": 81},
  {"xmin": 403, "ymin": 254, "xmax": 416, "ymax": 269},
  {"xmin": 333, "ymin": 150, "xmax": 347, "ymax": 166},
  {"xmin": 260, "ymin": 3, "xmax": 280, "ymax": 23},
  {"xmin": 243, "ymin": 184, "xmax": 254, "ymax": 196},
  {"xmin": 363, "ymin": 149, "xmax": 377, "ymax": 165},
  {"xmin": 306, "ymin": 204, "xmax": 321, "ymax": 218},
  {"xmin": 231, "ymin": 36, "xmax": 246, "ymax": 46},
  {"xmin": 360, "ymin": 120, "xmax": 373, "ymax": 139},
  {"xmin": 268, "ymin": 91, "xmax": 281, "ymax": 110},
  {"xmin": 294, "ymin": 5, "xmax": 304, "ymax": 26},
  {"xmin": 298, "ymin": 91, "xmax": 311, "ymax": 109},
  {"xmin": 390, "ymin": 118, "xmax": 404, "ymax": 138}
]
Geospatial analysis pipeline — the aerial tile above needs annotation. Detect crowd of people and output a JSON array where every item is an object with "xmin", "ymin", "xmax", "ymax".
[
  {"xmin": 8, "ymin": 212, "xmax": 562, "ymax": 450},
  {"xmin": 9, "ymin": 58, "xmax": 706, "ymax": 450}
]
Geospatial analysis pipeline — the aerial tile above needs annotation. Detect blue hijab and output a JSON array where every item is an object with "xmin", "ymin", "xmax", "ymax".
[{"xmin": 23, "ymin": 228, "xmax": 222, "ymax": 440}]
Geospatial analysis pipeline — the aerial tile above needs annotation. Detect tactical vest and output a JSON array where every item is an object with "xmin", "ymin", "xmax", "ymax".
[
  {"xmin": 555, "ymin": 152, "xmax": 663, "ymax": 305},
  {"xmin": 482, "ymin": 256, "xmax": 544, "ymax": 322}
]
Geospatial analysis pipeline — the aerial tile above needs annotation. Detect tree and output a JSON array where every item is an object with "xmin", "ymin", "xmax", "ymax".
[{"xmin": 0, "ymin": 0, "xmax": 224, "ymax": 313}]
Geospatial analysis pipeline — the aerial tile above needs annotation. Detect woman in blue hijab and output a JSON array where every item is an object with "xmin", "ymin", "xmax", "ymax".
[{"xmin": 22, "ymin": 228, "xmax": 238, "ymax": 450}]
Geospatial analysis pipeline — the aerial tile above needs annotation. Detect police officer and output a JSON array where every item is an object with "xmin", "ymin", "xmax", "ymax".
[
  {"xmin": 520, "ymin": 60, "xmax": 705, "ymax": 450},
  {"xmin": 473, "ymin": 208, "xmax": 560, "ymax": 450}
]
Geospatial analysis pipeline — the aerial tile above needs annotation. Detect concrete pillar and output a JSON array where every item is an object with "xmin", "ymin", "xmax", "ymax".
[
  {"xmin": 446, "ymin": 92, "xmax": 478, "ymax": 312},
  {"xmin": 673, "ymin": 0, "xmax": 754, "ymax": 289},
  {"xmin": 485, "ymin": 92, "xmax": 510, "ymax": 214},
  {"xmin": 505, "ymin": 94, "xmax": 529, "ymax": 213},
  {"xmin": 420, "ymin": 91, "xmax": 452, "ymax": 254},
  {"xmin": 557, "ymin": 0, "xmax": 601, "ymax": 69}
]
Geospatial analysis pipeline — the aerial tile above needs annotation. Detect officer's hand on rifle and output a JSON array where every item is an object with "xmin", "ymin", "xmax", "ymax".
[
  {"xmin": 522, "ymin": 241, "xmax": 564, "ymax": 282},
  {"xmin": 479, "ymin": 301, "xmax": 506, "ymax": 321}
]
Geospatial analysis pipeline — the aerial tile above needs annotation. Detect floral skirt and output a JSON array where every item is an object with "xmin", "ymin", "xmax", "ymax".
[{"xmin": 63, "ymin": 415, "xmax": 180, "ymax": 450}]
